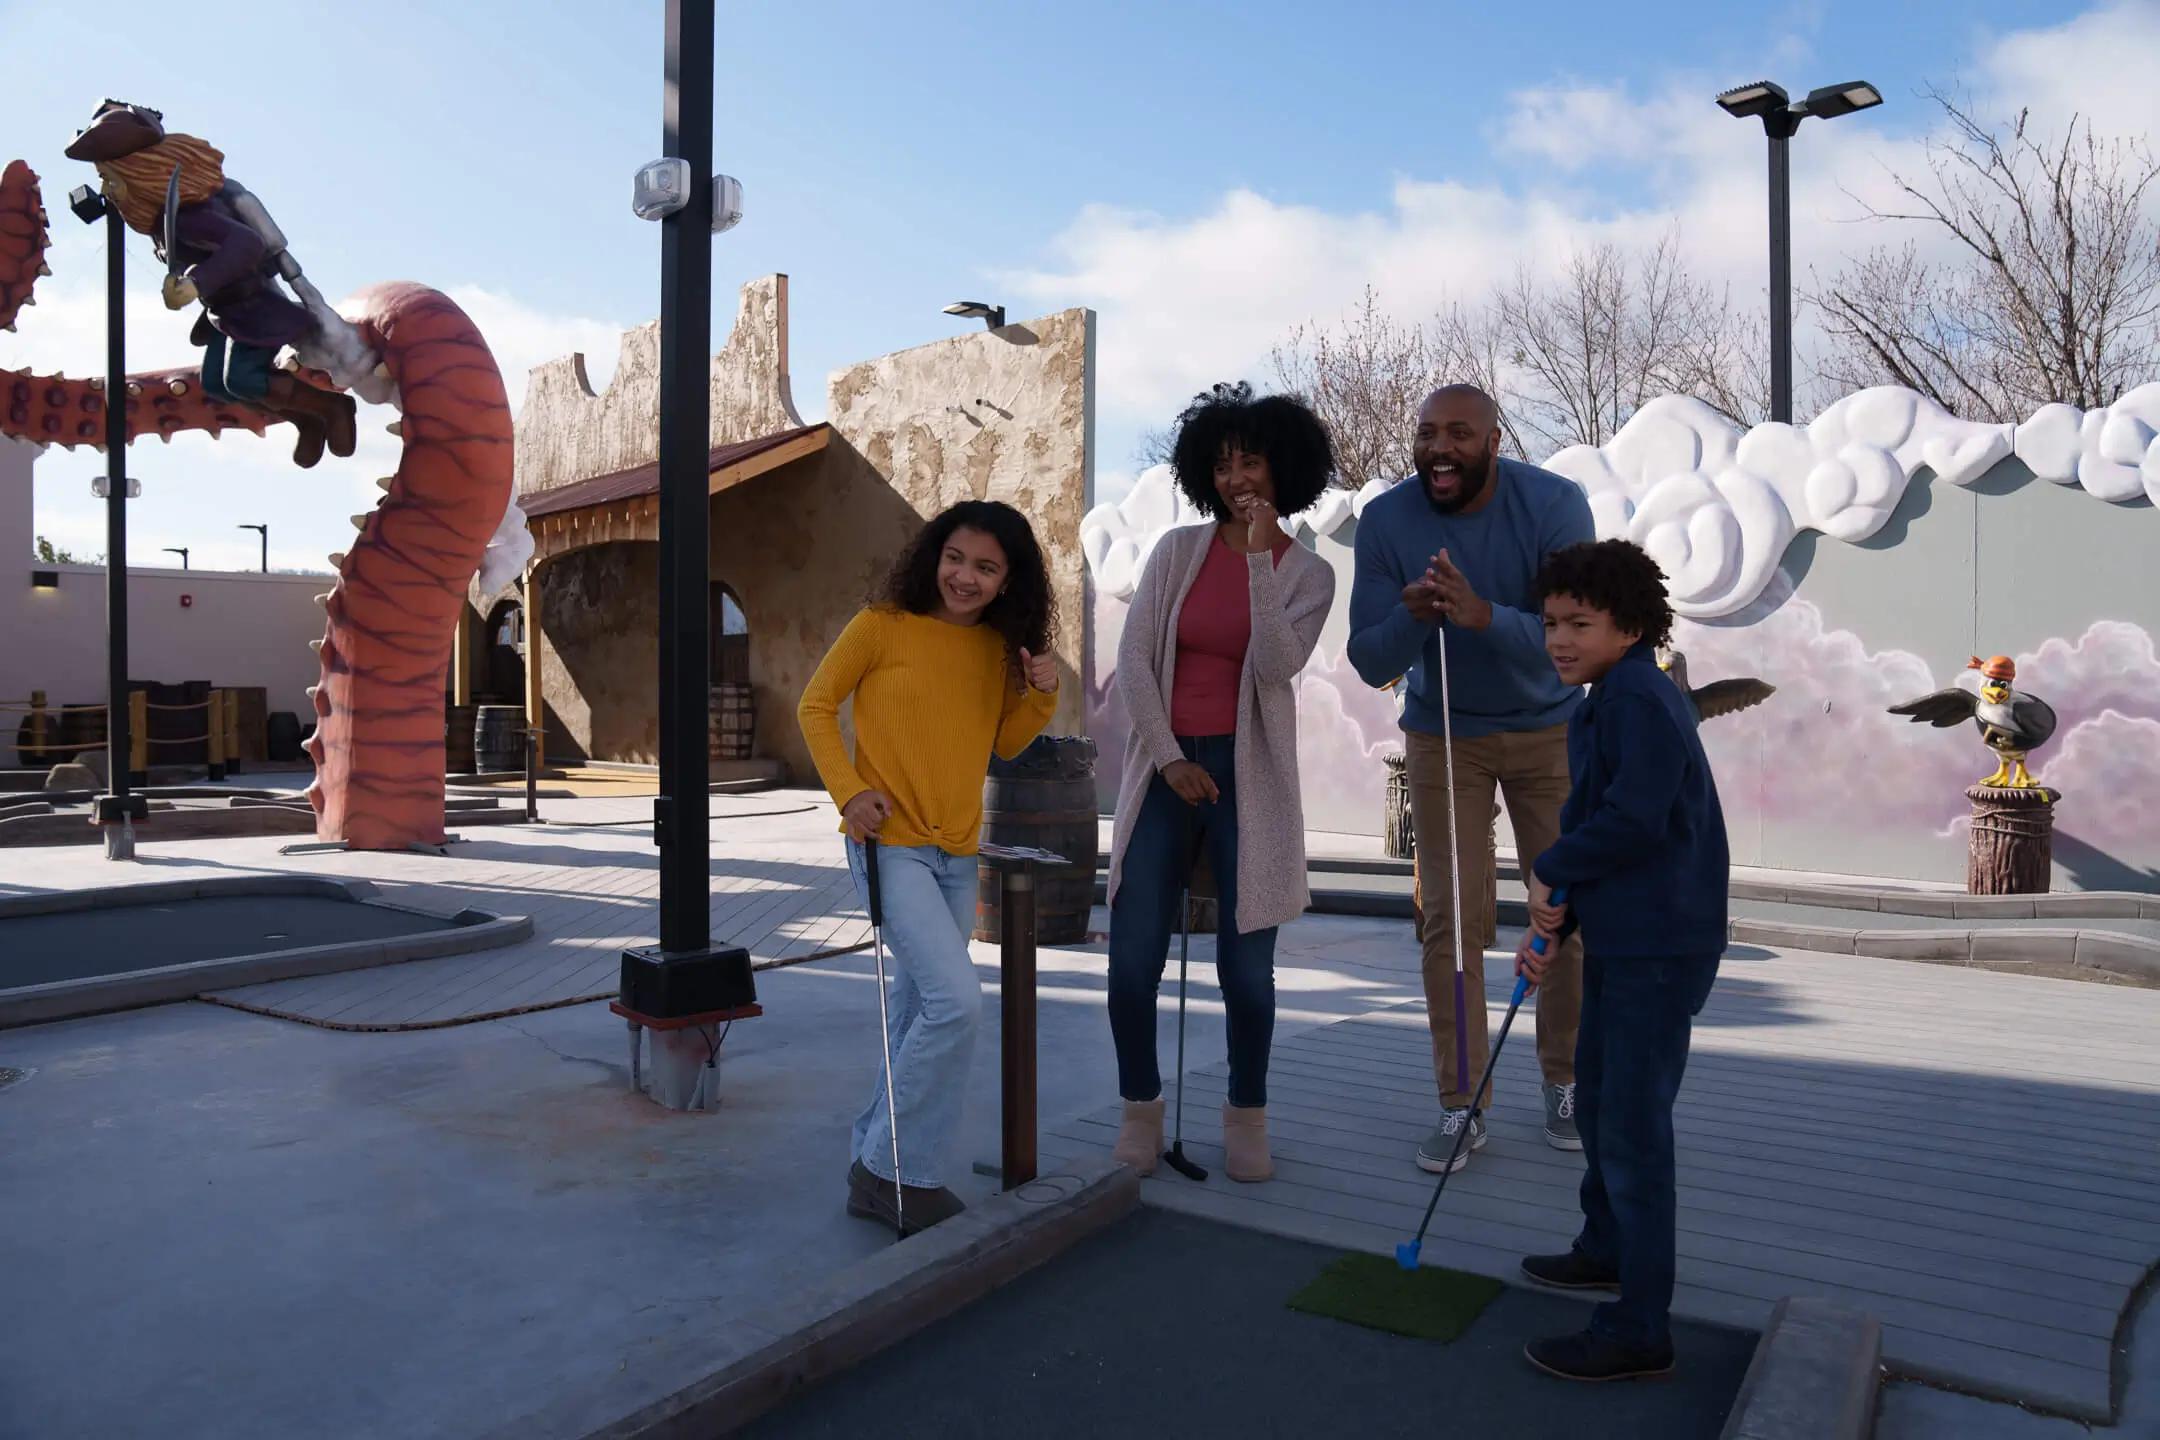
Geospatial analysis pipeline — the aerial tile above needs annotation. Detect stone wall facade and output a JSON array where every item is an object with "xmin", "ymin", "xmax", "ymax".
[{"xmin": 514, "ymin": 277, "xmax": 1095, "ymax": 778}]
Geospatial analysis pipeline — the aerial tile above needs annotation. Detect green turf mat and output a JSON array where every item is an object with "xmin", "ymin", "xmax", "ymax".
[{"xmin": 1286, "ymin": 1252, "xmax": 1505, "ymax": 1343}]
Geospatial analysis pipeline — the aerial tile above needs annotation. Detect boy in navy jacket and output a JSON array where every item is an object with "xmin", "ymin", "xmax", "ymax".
[{"xmin": 1513, "ymin": 539, "xmax": 1728, "ymax": 1382}]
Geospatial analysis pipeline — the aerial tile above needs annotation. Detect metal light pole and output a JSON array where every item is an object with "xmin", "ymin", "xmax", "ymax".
[
  {"xmin": 238, "ymin": 522, "xmax": 267, "ymax": 572},
  {"xmin": 619, "ymin": 0, "xmax": 756, "ymax": 1018},
  {"xmin": 162, "ymin": 547, "xmax": 189, "ymax": 571},
  {"xmin": 66, "ymin": 181, "xmax": 146, "ymax": 857},
  {"xmin": 1715, "ymin": 80, "xmax": 1883, "ymax": 424}
]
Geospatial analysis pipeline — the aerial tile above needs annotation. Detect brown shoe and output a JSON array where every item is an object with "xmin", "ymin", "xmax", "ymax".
[
  {"xmin": 1223, "ymin": 1102, "xmax": 1273, "ymax": 1182},
  {"xmin": 1111, "ymin": 1097, "xmax": 1165, "ymax": 1175},
  {"xmin": 846, "ymin": 1159, "xmax": 966, "ymax": 1237},
  {"xmin": 263, "ymin": 374, "xmax": 358, "ymax": 468}
]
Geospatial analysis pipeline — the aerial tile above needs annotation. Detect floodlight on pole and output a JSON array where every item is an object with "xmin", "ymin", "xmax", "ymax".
[
  {"xmin": 1714, "ymin": 77, "xmax": 1883, "ymax": 423},
  {"xmin": 942, "ymin": 300, "xmax": 1005, "ymax": 331}
]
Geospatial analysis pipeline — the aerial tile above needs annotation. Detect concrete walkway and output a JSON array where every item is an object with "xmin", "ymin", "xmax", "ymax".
[{"xmin": 4, "ymin": 795, "xmax": 2155, "ymax": 1434}]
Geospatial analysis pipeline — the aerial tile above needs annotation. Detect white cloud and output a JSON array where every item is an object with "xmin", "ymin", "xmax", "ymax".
[
  {"xmin": 439, "ymin": 285, "xmax": 626, "ymax": 410},
  {"xmin": 1005, "ymin": 4, "xmax": 2149, "ymax": 463},
  {"xmin": 1971, "ymin": 1, "xmax": 2160, "ymax": 140}
]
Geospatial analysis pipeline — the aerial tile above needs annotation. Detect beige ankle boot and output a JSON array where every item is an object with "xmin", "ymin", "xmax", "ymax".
[
  {"xmin": 1223, "ymin": 1102, "xmax": 1274, "ymax": 1182},
  {"xmin": 1111, "ymin": 1098, "xmax": 1165, "ymax": 1175}
]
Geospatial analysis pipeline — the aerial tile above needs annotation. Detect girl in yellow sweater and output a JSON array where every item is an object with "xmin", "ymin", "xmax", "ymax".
[{"xmin": 797, "ymin": 500, "xmax": 1059, "ymax": 1235}]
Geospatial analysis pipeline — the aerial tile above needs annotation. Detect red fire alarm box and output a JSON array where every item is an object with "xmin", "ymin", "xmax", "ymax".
[{"xmin": 180, "ymin": 594, "xmax": 193, "ymax": 608}]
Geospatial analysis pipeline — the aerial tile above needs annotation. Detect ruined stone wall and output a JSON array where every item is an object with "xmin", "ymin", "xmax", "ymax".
[
  {"xmin": 515, "ymin": 280, "xmax": 1095, "ymax": 773},
  {"xmin": 535, "ymin": 541, "xmax": 660, "ymax": 765},
  {"xmin": 514, "ymin": 276, "xmax": 802, "ymax": 498},
  {"xmin": 824, "ymin": 308, "xmax": 1095, "ymax": 737}
]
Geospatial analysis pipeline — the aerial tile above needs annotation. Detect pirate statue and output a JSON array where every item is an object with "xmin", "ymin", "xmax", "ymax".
[{"xmin": 64, "ymin": 100, "xmax": 358, "ymax": 468}]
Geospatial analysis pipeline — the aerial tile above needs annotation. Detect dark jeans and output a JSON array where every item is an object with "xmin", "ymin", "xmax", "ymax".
[
  {"xmin": 200, "ymin": 330, "xmax": 272, "ymax": 405},
  {"xmin": 1572, "ymin": 950, "xmax": 1719, "ymax": 1349},
  {"xmin": 1107, "ymin": 734, "xmax": 1278, "ymax": 1108}
]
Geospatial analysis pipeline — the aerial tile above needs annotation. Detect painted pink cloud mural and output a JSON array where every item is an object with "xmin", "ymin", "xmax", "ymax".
[{"xmin": 1082, "ymin": 385, "xmax": 2160, "ymax": 889}]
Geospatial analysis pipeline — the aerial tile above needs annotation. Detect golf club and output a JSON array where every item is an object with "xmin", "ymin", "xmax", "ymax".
[
  {"xmin": 863, "ymin": 836, "xmax": 905, "ymax": 1240},
  {"xmin": 1436, "ymin": 622, "xmax": 1471, "ymax": 1112},
  {"xmin": 1162, "ymin": 799, "xmax": 1208, "ymax": 1183},
  {"xmin": 1395, "ymin": 886, "xmax": 1569, "ymax": 1271}
]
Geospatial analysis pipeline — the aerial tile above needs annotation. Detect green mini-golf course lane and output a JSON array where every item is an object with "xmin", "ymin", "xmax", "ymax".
[{"xmin": 743, "ymin": 1208, "xmax": 1756, "ymax": 1439}]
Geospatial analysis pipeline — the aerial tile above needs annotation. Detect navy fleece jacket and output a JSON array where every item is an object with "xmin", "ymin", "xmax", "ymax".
[{"xmin": 1531, "ymin": 641, "xmax": 1729, "ymax": 959}]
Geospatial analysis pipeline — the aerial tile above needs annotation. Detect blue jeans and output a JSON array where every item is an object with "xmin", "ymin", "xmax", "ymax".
[
  {"xmin": 199, "ymin": 329, "xmax": 272, "ymax": 404},
  {"xmin": 1572, "ymin": 950, "xmax": 1719, "ymax": 1348},
  {"xmin": 845, "ymin": 839, "xmax": 981, "ymax": 1189},
  {"xmin": 1106, "ymin": 734, "xmax": 1278, "ymax": 1108}
]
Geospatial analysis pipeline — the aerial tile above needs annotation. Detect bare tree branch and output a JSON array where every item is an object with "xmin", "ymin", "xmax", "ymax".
[{"xmin": 1810, "ymin": 91, "xmax": 2160, "ymax": 418}]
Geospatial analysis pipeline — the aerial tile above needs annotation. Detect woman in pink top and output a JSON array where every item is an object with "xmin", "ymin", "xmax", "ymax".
[{"xmin": 1105, "ymin": 382, "xmax": 1336, "ymax": 1182}]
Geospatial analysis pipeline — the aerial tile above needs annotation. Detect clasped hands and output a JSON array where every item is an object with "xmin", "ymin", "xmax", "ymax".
[{"xmin": 1401, "ymin": 548, "xmax": 1491, "ymax": 630}]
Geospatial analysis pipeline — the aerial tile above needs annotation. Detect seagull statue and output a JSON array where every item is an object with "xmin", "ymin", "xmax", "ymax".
[{"xmin": 1655, "ymin": 645, "xmax": 1776, "ymax": 726}]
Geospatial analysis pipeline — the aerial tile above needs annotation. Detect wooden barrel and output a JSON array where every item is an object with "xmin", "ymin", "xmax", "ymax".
[
  {"xmin": 974, "ymin": 735, "xmax": 1099, "ymax": 946},
  {"xmin": 708, "ymin": 682, "xmax": 754, "ymax": 761},
  {"xmin": 474, "ymin": 705, "xmax": 525, "ymax": 773},
  {"xmin": 266, "ymin": 711, "xmax": 303, "ymax": 762},
  {"xmin": 445, "ymin": 703, "xmax": 477, "ymax": 774},
  {"xmin": 1383, "ymin": 751, "xmax": 1414, "ymax": 859},
  {"xmin": 16, "ymin": 703, "xmax": 107, "ymax": 768}
]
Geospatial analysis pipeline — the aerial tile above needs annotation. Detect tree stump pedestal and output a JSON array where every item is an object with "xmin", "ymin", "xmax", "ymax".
[{"xmin": 1965, "ymin": 784, "xmax": 2060, "ymax": 895}]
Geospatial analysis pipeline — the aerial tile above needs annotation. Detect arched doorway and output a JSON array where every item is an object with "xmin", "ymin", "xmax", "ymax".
[
  {"xmin": 712, "ymin": 582, "xmax": 748, "ymax": 685},
  {"xmin": 710, "ymin": 580, "xmax": 754, "ymax": 764},
  {"xmin": 482, "ymin": 597, "xmax": 526, "ymax": 705}
]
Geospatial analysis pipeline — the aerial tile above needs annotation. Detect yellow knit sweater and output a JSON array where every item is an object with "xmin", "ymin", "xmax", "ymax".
[{"xmin": 797, "ymin": 606, "xmax": 1058, "ymax": 855}]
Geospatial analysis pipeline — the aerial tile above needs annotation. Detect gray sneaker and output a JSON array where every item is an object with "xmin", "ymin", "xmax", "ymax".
[
  {"xmin": 1416, "ymin": 1108, "xmax": 1488, "ymax": 1174},
  {"xmin": 1544, "ymin": 1083, "xmax": 1582, "ymax": 1151}
]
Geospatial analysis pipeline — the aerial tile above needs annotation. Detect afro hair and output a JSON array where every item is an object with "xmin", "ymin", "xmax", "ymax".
[{"xmin": 1168, "ymin": 381, "xmax": 1336, "ymax": 520}]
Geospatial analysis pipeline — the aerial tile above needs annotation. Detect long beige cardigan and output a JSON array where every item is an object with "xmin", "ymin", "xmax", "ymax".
[{"xmin": 1105, "ymin": 523, "xmax": 1335, "ymax": 934}]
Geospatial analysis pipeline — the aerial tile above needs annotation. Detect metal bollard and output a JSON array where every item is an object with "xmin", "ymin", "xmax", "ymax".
[{"xmin": 999, "ymin": 864, "xmax": 1040, "ymax": 1188}]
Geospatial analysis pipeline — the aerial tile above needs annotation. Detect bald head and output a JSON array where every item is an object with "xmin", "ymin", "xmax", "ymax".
[
  {"xmin": 1420, "ymin": 384, "xmax": 1500, "ymax": 432},
  {"xmin": 1412, "ymin": 385, "xmax": 1503, "ymax": 513}
]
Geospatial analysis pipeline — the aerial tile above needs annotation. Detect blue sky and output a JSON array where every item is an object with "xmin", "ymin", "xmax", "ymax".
[{"xmin": 0, "ymin": 0, "xmax": 2134, "ymax": 569}]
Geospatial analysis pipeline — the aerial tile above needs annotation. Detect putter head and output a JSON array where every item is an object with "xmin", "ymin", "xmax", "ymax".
[
  {"xmin": 1395, "ymin": 1241, "xmax": 1421, "ymax": 1271},
  {"xmin": 1161, "ymin": 1144, "xmax": 1209, "ymax": 1182}
]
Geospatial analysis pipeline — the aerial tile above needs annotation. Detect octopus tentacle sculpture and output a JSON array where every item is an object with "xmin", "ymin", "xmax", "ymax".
[
  {"xmin": 2, "ymin": 103, "xmax": 516, "ymax": 850},
  {"xmin": 1887, "ymin": 655, "xmax": 2058, "ymax": 791}
]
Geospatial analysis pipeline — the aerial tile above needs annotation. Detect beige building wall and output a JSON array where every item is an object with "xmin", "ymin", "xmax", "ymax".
[{"xmin": 3, "ymin": 439, "xmax": 329, "ymax": 750}]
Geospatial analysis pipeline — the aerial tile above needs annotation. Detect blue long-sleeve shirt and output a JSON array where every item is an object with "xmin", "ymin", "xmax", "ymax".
[
  {"xmin": 1347, "ymin": 458, "xmax": 1595, "ymax": 738},
  {"xmin": 1532, "ymin": 642, "xmax": 1730, "ymax": 959}
]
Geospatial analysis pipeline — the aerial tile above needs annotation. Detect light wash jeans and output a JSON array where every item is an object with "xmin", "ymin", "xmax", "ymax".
[{"xmin": 845, "ymin": 838, "xmax": 982, "ymax": 1189}]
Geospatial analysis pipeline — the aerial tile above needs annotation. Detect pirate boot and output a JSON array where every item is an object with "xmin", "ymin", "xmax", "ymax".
[{"xmin": 262, "ymin": 373, "xmax": 357, "ymax": 469}]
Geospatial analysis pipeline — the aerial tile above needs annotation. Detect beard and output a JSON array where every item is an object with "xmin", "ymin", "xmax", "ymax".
[{"xmin": 1420, "ymin": 450, "xmax": 1495, "ymax": 514}]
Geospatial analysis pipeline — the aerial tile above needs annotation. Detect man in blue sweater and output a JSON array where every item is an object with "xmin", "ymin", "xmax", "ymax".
[
  {"xmin": 1515, "ymin": 538, "xmax": 1729, "ymax": 1382},
  {"xmin": 1349, "ymin": 385, "xmax": 1595, "ymax": 1173}
]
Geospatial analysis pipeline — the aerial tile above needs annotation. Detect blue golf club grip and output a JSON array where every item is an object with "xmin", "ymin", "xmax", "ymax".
[{"xmin": 1514, "ymin": 885, "xmax": 1569, "ymax": 1005}]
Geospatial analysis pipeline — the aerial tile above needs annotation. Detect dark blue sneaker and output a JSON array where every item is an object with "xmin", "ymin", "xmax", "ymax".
[{"xmin": 1525, "ymin": 1329, "xmax": 1674, "ymax": 1382}]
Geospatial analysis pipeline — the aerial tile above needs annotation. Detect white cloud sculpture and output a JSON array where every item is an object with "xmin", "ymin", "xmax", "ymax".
[{"xmin": 1081, "ymin": 385, "xmax": 2159, "ymax": 619}]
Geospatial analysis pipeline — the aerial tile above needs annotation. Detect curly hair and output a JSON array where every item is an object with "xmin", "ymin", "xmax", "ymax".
[
  {"xmin": 1533, "ymin": 539, "xmax": 1674, "ymax": 650},
  {"xmin": 1168, "ymin": 381, "xmax": 1336, "ymax": 520},
  {"xmin": 877, "ymin": 499, "xmax": 1056, "ymax": 684}
]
